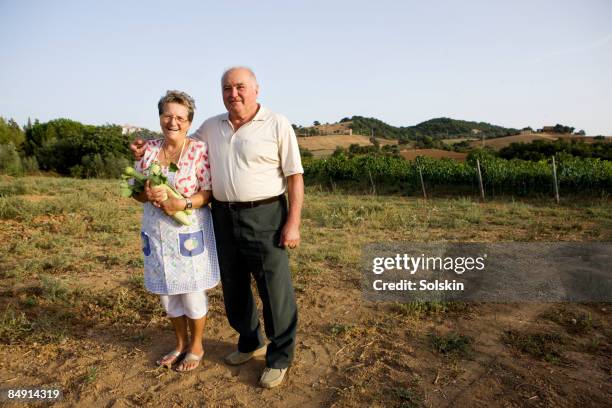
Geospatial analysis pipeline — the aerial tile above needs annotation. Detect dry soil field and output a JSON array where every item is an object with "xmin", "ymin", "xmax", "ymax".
[
  {"xmin": 297, "ymin": 135, "xmax": 397, "ymax": 157},
  {"xmin": 0, "ymin": 176, "xmax": 610, "ymax": 407}
]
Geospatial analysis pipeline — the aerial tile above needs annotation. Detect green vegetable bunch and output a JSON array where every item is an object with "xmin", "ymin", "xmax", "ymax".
[{"xmin": 120, "ymin": 162, "xmax": 192, "ymax": 226}]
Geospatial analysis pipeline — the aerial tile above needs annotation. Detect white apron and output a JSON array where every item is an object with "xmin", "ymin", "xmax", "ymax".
[{"xmin": 140, "ymin": 171, "xmax": 220, "ymax": 295}]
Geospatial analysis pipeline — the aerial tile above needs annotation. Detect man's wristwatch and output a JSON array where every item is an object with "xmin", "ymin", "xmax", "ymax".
[{"xmin": 184, "ymin": 198, "xmax": 193, "ymax": 210}]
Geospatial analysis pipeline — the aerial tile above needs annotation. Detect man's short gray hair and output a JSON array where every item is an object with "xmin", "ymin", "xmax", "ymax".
[
  {"xmin": 158, "ymin": 90, "xmax": 196, "ymax": 122},
  {"xmin": 221, "ymin": 66, "xmax": 258, "ymax": 87}
]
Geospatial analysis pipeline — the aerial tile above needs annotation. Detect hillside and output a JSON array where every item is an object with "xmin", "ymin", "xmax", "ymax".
[
  {"xmin": 295, "ymin": 117, "xmax": 611, "ymax": 146},
  {"xmin": 294, "ymin": 115, "xmax": 609, "ymax": 158},
  {"xmin": 467, "ymin": 132, "xmax": 557, "ymax": 149},
  {"xmin": 297, "ymin": 134, "xmax": 396, "ymax": 157},
  {"xmin": 467, "ymin": 132, "xmax": 606, "ymax": 150},
  {"xmin": 349, "ymin": 116, "xmax": 520, "ymax": 141},
  {"xmin": 297, "ymin": 116, "xmax": 521, "ymax": 143},
  {"xmin": 296, "ymin": 117, "xmax": 524, "ymax": 158}
]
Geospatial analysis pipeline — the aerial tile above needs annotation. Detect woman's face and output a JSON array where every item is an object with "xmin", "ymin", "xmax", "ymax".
[{"xmin": 160, "ymin": 102, "xmax": 191, "ymax": 141}]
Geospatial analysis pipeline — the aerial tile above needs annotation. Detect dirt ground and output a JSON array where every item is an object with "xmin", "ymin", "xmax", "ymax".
[
  {"xmin": 1, "ymin": 274, "xmax": 610, "ymax": 407},
  {"xmin": 0, "ymin": 179, "xmax": 610, "ymax": 407}
]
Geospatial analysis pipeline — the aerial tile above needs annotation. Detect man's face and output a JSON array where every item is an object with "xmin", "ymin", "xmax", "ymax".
[{"xmin": 222, "ymin": 69, "xmax": 259, "ymax": 117}]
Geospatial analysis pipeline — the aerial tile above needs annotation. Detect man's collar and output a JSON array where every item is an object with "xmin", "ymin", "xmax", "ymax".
[{"xmin": 252, "ymin": 105, "xmax": 268, "ymax": 121}]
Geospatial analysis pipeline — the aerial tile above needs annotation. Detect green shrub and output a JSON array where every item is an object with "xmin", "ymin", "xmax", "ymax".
[{"xmin": 0, "ymin": 143, "xmax": 23, "ymax": 175}]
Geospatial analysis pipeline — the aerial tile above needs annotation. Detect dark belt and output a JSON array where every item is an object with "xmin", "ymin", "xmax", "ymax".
[{"xmin": 213, "ymin": 194, "xmax": 284, "ymax": 210}]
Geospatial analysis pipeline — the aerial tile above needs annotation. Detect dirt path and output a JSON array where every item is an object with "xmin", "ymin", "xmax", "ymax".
[{"xmin": 0, "ymin": 272, "xmax": 360, "ymax": 407}]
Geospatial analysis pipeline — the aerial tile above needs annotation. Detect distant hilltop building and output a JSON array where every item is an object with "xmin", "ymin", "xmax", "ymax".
[
  {"xmin": 538, "ymin": 124, "xmax": 576, "ymax": 134},
  {"xmin": 121, "ymin": 124, "xmax": 143, "ymax": 135}
]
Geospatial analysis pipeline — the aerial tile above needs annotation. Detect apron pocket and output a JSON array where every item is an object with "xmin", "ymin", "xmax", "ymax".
[
  {"xmin": 141, "ymin": 231, "xmax": 152, "ymax": 256},
  {"xmin": 179, "ymin": 230, "xmax": 205, "ymax": 257}
]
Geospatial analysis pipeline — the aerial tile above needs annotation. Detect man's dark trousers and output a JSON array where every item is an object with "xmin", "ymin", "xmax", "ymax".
[{"xmin": 211, "ymin": 196, "xmax": 297, "ymax": 369}]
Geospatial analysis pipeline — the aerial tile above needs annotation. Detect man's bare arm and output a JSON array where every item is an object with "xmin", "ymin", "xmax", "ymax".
[{"xmin": 280, "ymin": 173, "xmax": 304, "ymax": 249}]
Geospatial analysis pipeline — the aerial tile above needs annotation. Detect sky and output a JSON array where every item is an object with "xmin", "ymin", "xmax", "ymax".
[{"xmin": 1, "ymin": 0, "xmax": 611, "ymax": 135}]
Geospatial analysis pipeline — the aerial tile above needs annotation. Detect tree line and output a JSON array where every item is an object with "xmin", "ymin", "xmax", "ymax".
[
  {"xmin": 0, "ymin": 116, "xmax": 143, "ymax": 178},
  {"xmin": 498, "ymin": 139, "xmax": 612, "ymax": 161},
  {"xmin": 348, "ymin": 116, "xmax": 521, "ymax": 143}
]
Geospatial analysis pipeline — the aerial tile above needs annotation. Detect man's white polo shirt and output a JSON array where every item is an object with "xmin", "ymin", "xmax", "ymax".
[{"xmin": 191, "ymin": 105, "xmax": 304, "ymax": 202}]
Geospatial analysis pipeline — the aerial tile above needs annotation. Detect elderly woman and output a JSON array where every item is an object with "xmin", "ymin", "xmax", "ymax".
[{"xmin": 132, "ymin": 90, "xmax": 219, "ymax": 372}]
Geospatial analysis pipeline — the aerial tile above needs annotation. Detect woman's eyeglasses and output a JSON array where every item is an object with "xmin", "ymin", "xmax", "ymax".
[{"xmin": 161, "ymin": 115, "xmax": 189, "ymax": 124}]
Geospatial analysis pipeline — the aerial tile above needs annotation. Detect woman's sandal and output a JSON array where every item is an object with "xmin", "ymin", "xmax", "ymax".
[
  {"xmin": 156, "ymin": 350, "xmax": 186, "ymax": 368},
  {"xmin": 175, "ymin": 352, "xmax": 204, "ymax": 373}
]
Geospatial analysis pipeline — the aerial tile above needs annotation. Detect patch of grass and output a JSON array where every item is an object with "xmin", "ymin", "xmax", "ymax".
[
  {"xmin": 293, "ymin": 282, "xmax": 306, "ymax": 293},
  {"xmin": 30, "ymin": 232, "xmax": 69, "ymax": 253},
  {"xmin": 21, "ymin": 296, "xmax": 38, "ymax": 308},
  {"xmin": 582, "ymin": 338, "xmax": 604, "ymax": 355},
  {"xmin": 87, "ymin": 202, "xmax": 125, "ymax": 233},
  {"xmin": 329, "ymin": 323, "xmax": 353, "ymax": 337},
  {"xmin": 32, "ymin": 311, "xmax": 71, "ymax": 343},
  {"xmin": 429, "ymin": 332, "xmax": 473, "ymax": 357},
  {"xmin": 464, "ymin": 206, "xmax": 482, "ymax": 224},
  {"xmin": 295, "ymin": 260, "xmax": 324, "ymax": 276},
  {"xmin": 0, "ymin": 192, "xmax": 90, "ymax": 220},
  {"xmin": 88, "ymin": 287, "xmax": 164, "ymax": 325},
  {"xmin": 525, "ymin": 220, "xmax": 548, "ymax": 240},
  {"xmin": 95, "ymin": 254, "xmax": 122, "ymax": 267},
  {"xmin": 82, "ymin": 366, "xmax": 99, "ymax": 383},
  {"xmin": 1, "ymin": 285, "xmax": 164, "ymax": 345},
  {"xmin": 128, "ymin": 331, "xmax": 150, "ymax": 344},
  {"xmin": 1, "ymin": 262, "xmax": 22, "ymax": 279},
  {"xmin": 451, "ymin": 196, "xmax": 475, "ymax": 210},
  {"xmin": 393, "ymin": 301, "xmax": 445, "ymax": 317},
  {"xmin": 34, "ymin": 239, "xmax": 55, "ymax": 250},
  {"xmin": 127, "ymin": 257, "xmax": 144, "ymax": 268},
  {"xmin": 391, "ymin": 387, "xmax": 423, "ymax": 408},
  {"xmin": 0, "ymin": 306, "xmax": 33, "ymax": 344},
  {"xmin": 0, "ymin": 196, "xmax": 35, "ymax": 219},
  {"xmin": 502, "ymin": 330, "xmax": 566, "ymax": 363},
  {"xmin": 58, "ymin": 214, "xmax": 90, "ymax": 235},
  {"xmin": 0, "ymin": 183, "xmax": 27, "ymax": 197},
  {"xmin": 507, "ymin": 200, "xmax": 532, "ymax": 217},
  {"xmin": 40, "ymin": 275, "xmax": 72, "ymax": 302},
  {"xmin": 126, "ymin": 272, "xmax": 144, "ymax": 288},
  {"xmin": 540, "ymin": 307, "xmax": 594, "ymax": 335},
  {"xmin": 391, "ymin": 301, "xmax": 471, "ymax": 319}
]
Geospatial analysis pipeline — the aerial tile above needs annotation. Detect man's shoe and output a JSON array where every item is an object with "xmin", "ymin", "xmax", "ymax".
[
  {"xmin": 224, "ymin": 345, "xmax": 267, "ymax": 366},
  {"xmin": 259, "ymin": 367, "xmax": 288, "ymax": 388}
]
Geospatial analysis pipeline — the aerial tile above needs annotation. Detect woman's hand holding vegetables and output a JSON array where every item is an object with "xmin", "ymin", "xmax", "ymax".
[
  {"xmin": 145, "ymin": 181, "xmax": 186, "ymax": 215},
  {"xmin": 159, "ymin": 197, "xmax": 186, "ymax": 216},
  {"xmin": 121, "ymin": 164, "xmax": 192, "ymax": 226},
  {"xmin": 145, "ymin": 181, "xmax": 168, "ymax": 208}
]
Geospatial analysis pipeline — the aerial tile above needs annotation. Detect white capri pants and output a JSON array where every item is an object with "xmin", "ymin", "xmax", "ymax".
[{"xmin": 159, "ymin": 291, "xmax": 209, "ymax": 320}]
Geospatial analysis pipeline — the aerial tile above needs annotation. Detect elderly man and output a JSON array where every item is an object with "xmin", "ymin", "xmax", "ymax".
[{"xmin": 133, "ymin": 67, "xmax": 303, "ymax": 388}]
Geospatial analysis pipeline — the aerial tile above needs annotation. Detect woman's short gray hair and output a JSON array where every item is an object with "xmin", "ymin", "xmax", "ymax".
[{"xmin": 158, "ymin": 90, "xmax": 196, "ymax": 122}]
